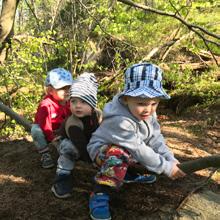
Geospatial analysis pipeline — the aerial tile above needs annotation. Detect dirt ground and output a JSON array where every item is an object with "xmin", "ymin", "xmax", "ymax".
[{"xmin": 0, "ymin": 108, "xmax": 219, "ymax": 220}]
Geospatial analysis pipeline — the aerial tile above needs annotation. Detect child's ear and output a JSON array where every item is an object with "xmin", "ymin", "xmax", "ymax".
[{"xmin": 45, "ymin": 85, "xmax": 53, "ymax": 95}]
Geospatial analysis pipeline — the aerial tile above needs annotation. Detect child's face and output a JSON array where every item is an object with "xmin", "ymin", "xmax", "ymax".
[
  {"xmin": 123, "ymin": 96, "xmax": 159, "ymax": 121},
  {"xmin": 70, "ymin": 97, "xmax": 92, "ymax": 118},
  {"xmin": 49, "ymin": 85, "xmax": 70, "ymax": 102}
]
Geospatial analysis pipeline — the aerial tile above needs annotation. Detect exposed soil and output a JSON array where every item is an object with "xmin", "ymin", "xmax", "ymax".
[{"xmin": 0, "ymin": 109, "xmax": 219, "ymax": 220}]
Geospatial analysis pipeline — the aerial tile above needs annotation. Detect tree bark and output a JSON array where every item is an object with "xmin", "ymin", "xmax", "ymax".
[
  {"xmin": 0, "ymin": 101, "xmax": 32, "ymax": 132},
  {"xmin": 0, "ymin": 0, "xmax": 20, "ymax": 63},
  {"xmin": 127, "ymin": 155, "xmax": 220, "ymax": 176},
  {"xmin": 178, "ymin": 155, "xmax": 220, "ymax": 174}
]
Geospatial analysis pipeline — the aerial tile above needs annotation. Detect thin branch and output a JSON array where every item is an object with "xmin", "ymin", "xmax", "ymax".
[
  {"xmin": 50, "ymin": 0, "xmax": 64, "ymax": 31},
  {"xmin": 168, "ymin": 0, "xmax": 182, "ymax": 17},
  {"xmin": 176, "ymin": 168, "xmax": 219, "ymax": 212},
  {"xmin": 191, "ymin": 28, "xmax": 219, "ymax": 64},
  {"xmin": 161, "ymin": 8, "xmax": 191, "ymax": 61},
  {"xmin": 76, "ymin": 0, "xmax": 137, "ymax": 49},
  {"xmin": 24, "ymin": 0, "xmax": 40, "ymax": 29},
  {"xmin": 117, "ymin": 0, "xmax": 220, "ymax": 40},
  {"xmin": 117, "ymin": 0, "xmax": 219, "ymax": 65}
]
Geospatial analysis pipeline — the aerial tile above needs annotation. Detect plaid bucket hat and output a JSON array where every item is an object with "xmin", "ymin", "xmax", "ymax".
[
  {"xmin": 69, "ymin": 72, "xmax": 98, "ymax": 108},
  {"xmin": 45, "ymin": 68, "xmax": 73, "ymax": 89},
  {"xmin": 120, "ymin": 63, "xmax": 170, "ymax": 99}
]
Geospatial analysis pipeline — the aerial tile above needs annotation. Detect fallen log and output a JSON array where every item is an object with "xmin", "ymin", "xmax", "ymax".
[
  {"xmin": 179, "ymin": 56, "xmax": 220, "ymax": 70},
  {"xmin": 127, "ymin": 155, "xmax": 220, "ymax": 176},
  {"xmin": 178, "ymin": 155, "xmax": 220, "ymax": 174},
  {"xmin": 0, "ymin": 101, "xmax": 32, "ymax": 132}
]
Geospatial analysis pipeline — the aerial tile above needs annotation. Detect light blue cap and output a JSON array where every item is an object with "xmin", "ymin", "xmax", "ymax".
[{"xmin": 45, "ymin": 68, "xmax": 73, "ymax": 89}]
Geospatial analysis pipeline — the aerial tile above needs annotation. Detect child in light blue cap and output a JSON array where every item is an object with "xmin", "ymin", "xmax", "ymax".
[
  {"xmin": 31, "ymin": 68, "xmax": 73, "ymax": 169},
  {"xmin": 87, "ymin": 63, "xmax": 186, "ymax": 220}
]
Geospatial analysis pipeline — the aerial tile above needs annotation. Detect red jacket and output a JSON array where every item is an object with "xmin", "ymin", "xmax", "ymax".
[{"xmin": 34, "ymin": 95, "xmax": 71, "ymax": 142}]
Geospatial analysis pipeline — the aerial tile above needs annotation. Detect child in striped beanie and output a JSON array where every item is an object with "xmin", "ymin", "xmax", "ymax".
[{"xmin": 51, "ymin": 72, "xmax": 102, "ymax": 199}]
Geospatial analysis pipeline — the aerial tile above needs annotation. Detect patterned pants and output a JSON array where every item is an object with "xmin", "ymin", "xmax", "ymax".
[{"xmin": 94, "ymin": 144, "xmax": 135, "ymax": 188}]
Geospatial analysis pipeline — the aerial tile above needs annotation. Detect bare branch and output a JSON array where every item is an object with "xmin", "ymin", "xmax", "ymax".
[
  {"xmin": 24, "ymin": 0, "xmax": 40, "ymax": 28},
  {"xmin": 117, "ymin": 0, "xmax": 219, "ymax": 65},
  {"xmin": 76, "ymin": 0, "xmax": 136, "ymax": 49},
  {"xmin": 191, "ymin": 28, "xmax": 219, "ymax": 65},
  {"xmin": 117, "ymin": 0, "xmax": 220, "ymax": 41},
  {"xmin": 0, "ymin": 101, "xmax": 32, "ymax": 132},
  {"xmin": 50, "ymin": 0, "xmax": 64, "ymax": 31}
]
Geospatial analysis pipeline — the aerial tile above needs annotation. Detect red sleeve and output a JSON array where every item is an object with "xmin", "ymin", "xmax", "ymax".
[{"xmin": 36, "ymin": 105, "xmax": 55, "ymax": 142}]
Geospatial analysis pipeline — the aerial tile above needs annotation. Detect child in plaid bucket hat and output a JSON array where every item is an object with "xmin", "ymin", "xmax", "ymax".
[
  {"xmin": 120, "ymin": 62, "xmax": 170, "ymax": 99},
  {"xmin": 51, "ymin": 72, "xmax": 102, "ymax": 199},
  {"xmin": 87, "ymin": 63, "xmax": 185, "ymax": 220}
]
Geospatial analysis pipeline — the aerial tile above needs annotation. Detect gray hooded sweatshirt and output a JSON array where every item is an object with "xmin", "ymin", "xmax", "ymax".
[{"xmin": 87, "ymin": 94, "xmax": 177, "ymax": 177}]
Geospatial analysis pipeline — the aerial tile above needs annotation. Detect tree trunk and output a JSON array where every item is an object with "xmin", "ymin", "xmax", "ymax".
[
  {"xmin": 0, "ymin": 101, "xmax": 32, "ymax": 132},
  {"xmin": 0, "ymin": 0, "xmax": 20, "ymax": 63}
]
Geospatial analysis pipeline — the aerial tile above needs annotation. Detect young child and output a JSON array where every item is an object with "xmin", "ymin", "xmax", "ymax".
[
  {"xmin": 51, "ymin": 72, "xmax": 102, "ymax": 199},
  {"xmin": 31, "ymin": 68, "xmax": 73, "ymax": 169},
  {"xmin": 87, "ymin": 63, "xmax": 186, "ymax": 220}
]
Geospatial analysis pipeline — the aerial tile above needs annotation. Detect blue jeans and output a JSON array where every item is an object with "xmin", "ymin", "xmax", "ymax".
[
  {"xmin": 31, "ymin": 124, "xmax": 48, "ymax": 153},
  {"xmin": 31, "ymin": 124, "xmax": 79, "ymax": 174},
  {"xmin": 56, "ymin": 138, "xmax": 79, "ymax": 175}
]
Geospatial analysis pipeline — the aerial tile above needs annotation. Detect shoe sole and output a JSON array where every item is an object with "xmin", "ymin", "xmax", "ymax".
[
  {"xmin": 42, "ymin": 164, "xmax": 55, "ymax": 169},
  {"xmin": 51, "ymin": 186, "xmax": 72, "ymax": 199},
  {"xmin": 124, "ymin": 176, "xmax": 157, "ymax": 184},
  {"xmin": 90, "ymin": 213, "xmax": 111, "ymax": 220}
]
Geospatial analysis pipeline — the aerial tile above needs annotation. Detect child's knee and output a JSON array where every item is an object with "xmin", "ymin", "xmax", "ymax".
[
  {"xmin": 96, "ymin": 144, "xmax": 131, "ymax": 166},
  {"xmin": 59, "ymin": 138, "xmax": 79, "ymax": 159},
  {"xmin": 31, "ymin": 124, "xmax": 47, "ymax": 148},
  {"xmin": 94, "ymin": 145, "xmax": 130, "ymax": 188},
  {"xmin": 31, "ymin": 124, "xmax": 44, "ymax": 138}
]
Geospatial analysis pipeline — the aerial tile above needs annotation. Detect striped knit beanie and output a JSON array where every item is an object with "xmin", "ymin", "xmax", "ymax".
[
  {"xmin": 120, "ymin": 63, "xmax": 170, "ymax": 99},
  {"xmin": 69, "ymin": 72, "xmax": 98, "ymax": 108}
]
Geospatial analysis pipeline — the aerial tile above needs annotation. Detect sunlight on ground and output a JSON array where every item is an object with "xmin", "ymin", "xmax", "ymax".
[
  {"xmin": 161, "ymin": 122, "xmax": 220, "ymax": 181},
  {"xmin": 163, "ymin": 125, "xmax": 210, "ymax": 158},
  {"xmin": 0, "ymin": 174, "xmax": 30, "ymax": 184},
  {"xmin": 211, "ymin": 170, "xmax": 220, "ymax": 184}
]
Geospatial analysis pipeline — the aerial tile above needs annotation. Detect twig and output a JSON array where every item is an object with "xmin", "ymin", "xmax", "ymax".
[
  {"xmin": 76, "ymin": 0, "xmax": 137, "ymax": 49},
  {"xmin": 176, "ymin": 168, "xmax": 219, "ymax": 212},
  {"xmin": 24, "ymin": 0, "xmax": 40, "ymax": 29}
]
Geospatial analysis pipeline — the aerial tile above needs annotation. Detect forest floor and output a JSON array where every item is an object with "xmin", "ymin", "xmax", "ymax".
[{"xmin": 0, "ymin": 107, "xmax": 219, "ymax": 220}]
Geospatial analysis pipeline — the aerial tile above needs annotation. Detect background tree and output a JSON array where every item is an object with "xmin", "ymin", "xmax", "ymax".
[{"xmin": 0, "ymin": 0, "xmax": 20, "ymax": 63}]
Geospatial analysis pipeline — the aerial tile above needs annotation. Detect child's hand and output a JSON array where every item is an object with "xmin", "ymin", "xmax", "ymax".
[
  {"xmin": 170, "ymin": 162, "xmax": 186, "ymax": 180},
  {"xmin": 51, "ymin": 136, "xmax": 61, "ymax": 147},
  {"xmin": 52, "ymin": 136, "xmax": 61, "ymax": 142}
]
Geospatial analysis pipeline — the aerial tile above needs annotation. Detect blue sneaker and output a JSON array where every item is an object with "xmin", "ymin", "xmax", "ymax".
[
  {"xmin": 124, "ymin": 173, "xmax": 156, "ymax": 184},
  {"xmin": 89, "ymin": 192, "xmax": 111, "ymax": 220},
  {"xmin": 51, "ymin": 174, "xmax": 73, "ymax": 199}
]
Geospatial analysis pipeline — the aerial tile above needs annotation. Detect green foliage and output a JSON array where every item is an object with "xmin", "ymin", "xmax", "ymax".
[
  {"xmin": 0, "ymin": 31, "xmax": 72, "ymax": 124},
  {"xmin": 166, "ymin": 66, "xmax": 220, "ymax": 105}
]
